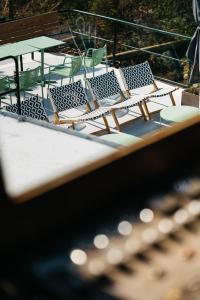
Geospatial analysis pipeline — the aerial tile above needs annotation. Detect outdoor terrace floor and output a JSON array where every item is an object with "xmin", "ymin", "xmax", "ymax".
[
  {"xmin": 0, "ymin": 51, "xmax": 183, "ymax": 139},
  {"xmin": 0, "ymin": 51, "xmax": 184, "ymax": 200}
]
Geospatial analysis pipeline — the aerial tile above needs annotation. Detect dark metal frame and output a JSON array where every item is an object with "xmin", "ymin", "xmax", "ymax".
[{"xmin": 0, "ymin": 55, "xmax": 21, "ymax": 114}]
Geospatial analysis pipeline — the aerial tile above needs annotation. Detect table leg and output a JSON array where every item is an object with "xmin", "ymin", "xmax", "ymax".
[
  {"xmin": 41, "ymin": 49, "xmax": 44, "ymax": 85},
  {"xmin": 20, "ymin": 55, "xmax": 23, "ymax": 71},
  {"xmin": 40, "ymin": 49, "xmax": 54, "ymax": 86}
]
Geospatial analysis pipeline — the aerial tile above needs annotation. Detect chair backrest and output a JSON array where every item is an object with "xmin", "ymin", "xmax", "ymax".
[
  {"xmin": 120, "ymin": 61, "xmax": 155, "ymax": 90},
  {"xmin": 0, "ymin": 76, "xmax": 10, "ymax": 94},
  {"xmin": 84, "ymin": 44, "xmax": 107, "ymax": 67},
  {"xmin": 5, "ymin": 95, "xmax": 48, "ymax": 121},
  {"xmin": 19, "ymin": 66, "xmax": 41, "ymax": 90},
  {"xmin": 48, "ymin": 80, "xmax": 88, "ymax": 113},
  {"xmin": 91, "ymin": 45, "xmax": 107, "ymax": 66},
  {"xmin": 67, "ymin": 56, "xmax": 83, "ymax": 77},
  {"xmin": 87, "ymin": 70, "xmax": 122, "ymax": 101}
]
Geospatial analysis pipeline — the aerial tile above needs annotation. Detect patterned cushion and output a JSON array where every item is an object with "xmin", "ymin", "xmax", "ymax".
[
  {"xmin": 48, "ymin": 80, "xmax": 88, "ymax": 113},
  {"xmin": 129, "ymin": 85, "xmax": 178, "ymax": 99},
  {"xmin": 109, "ymin": 96, "xmax": 144, "ymax": 110},
  {"xmin": 5, "ymin": 95, "xmax": 48, "ymax": 121},
  {"xmin": 145, "ymin": 86, "xmax": 178, "ymax": 98},
  {"xmin": 120, "ymin": 61, "xmax": 154, "ymax": 90},
  {"xmin": 87, "ymin": 70, "xmax": 122, "ymax": 101},
  {"xmin": 65, "ymin": 107, "xmax": 110, "ymax": 122}
]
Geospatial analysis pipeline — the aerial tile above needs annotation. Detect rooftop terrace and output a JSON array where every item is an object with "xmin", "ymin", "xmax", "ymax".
[
  {"xmin": 0, "ymin": 51, "xmax": 183, "ymax": 200},
  {"xmin": 0, "ymin": 10, "xmax": 198, "ymax": 201}
]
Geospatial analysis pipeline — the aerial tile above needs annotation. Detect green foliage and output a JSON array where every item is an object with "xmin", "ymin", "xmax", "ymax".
[
  {"xmin": 1, "ymin": 0, "xmax": 196, "ymax": 36},
  {"xmin": 88, "ymin": 0, "xmax": 195, "ymax": 36},
  {"xmin": 185, "ymin": 83, "xmax": 200, "ymax": 95},
  {"xmin": 89, "ymin": 0, "xmax": 118, "ymax": 17}
]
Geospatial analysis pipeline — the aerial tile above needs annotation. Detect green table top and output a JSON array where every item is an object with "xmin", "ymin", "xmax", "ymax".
[
  {"xmin": 160, "ymin": 105, "xmax": 200, "ymax": 123},
  {"xmin": 20, "ymin": 36, "xmax": 65, "ymax": 50},
  {"xmin": 100, "ymin": 132, "xmax": 142, "ymax": 147},
  {"xmin": 0, "ymin": 36, "xmax": 65, "ymax": 59},
  {"xmin": 0, "ymin": 42, "xmax": 37, "ymax": 59}
]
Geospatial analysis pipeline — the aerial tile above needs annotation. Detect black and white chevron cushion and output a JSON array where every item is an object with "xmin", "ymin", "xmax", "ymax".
[
  {"xmin": 87, "ymin": 70, "xmax": 122, "ymax": 101},
  {"xmin": 64, "ymin": 107, "xmax": 111, "ymax": 122},
  {"xmin": 145, "ymin": 86, "xmax": 178, "ymax": 98},
  {"xmin": 5, "ymin": 95, "xmax": 47, "ymax": 121},
  {"xmin": 49, "ymin": 80, "xmax": 88, "ymax": 113},
  {"xmin": 121, "ymin": 61, "xmax": 154, "ymax": 90},
  {"xmin": 109, "ymin": 96, "xmax": 144, "ymax": 110}
]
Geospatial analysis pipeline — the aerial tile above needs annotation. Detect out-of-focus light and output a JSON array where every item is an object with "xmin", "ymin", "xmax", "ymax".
[
  {"xmin": 187, "ymin": 201, "xmax": 200, "ymax": 216},
  {"xmin": 142, "ymin": 228, "xmax": 158, "ymax": 244},
  {"xmin": 158, "ymin": 219, "xmax": 174, "ymax": 234},
  {"xmin": 88, "ymin": 259, "xmax": 105, "ymax": 275},
  {"xmin": 106, "ymin": 248, "xmax": 123, "ymax": 264},
  {"xmin": 93, "ymin": 234, "xmax": 109, "ymax": 249},
  {"xmin": 118, "ymin": 220, "xmax": 133, "ymax": 236},
  {"xmin": 70, "ymin": 249, "xmax": 87, "ymax": 265},
  {"xmin": 139, "ymin": 208, "xmax": 154, "ymax": 223},
  {"xmin": 174, "ymin": 209, "xmax": 189, "ymax": 225},
  {"xmin": 124, "ymin": 238, "xmax": 140, "ymax": 253}
]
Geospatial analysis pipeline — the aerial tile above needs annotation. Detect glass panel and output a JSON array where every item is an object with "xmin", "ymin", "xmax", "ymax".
[{"xmin": 60, "ymin": 10, "xmax": 193, "ymax": 86}]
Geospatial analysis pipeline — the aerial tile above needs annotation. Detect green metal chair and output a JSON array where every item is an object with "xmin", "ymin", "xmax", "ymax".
[
  {"xmin": 0, "ymin": 76, "xmax": 12, "ymax": 107},
  {"xmin": 18, "ymin": 66, "xmax": 44, "ymax": 100},
  {"xmin": 82, "ymin": 44, "xmax": 108, "ymax": 77},
  {"xmin": 48, "ymin": 55, "xmax": 83, "ymax": 88}
]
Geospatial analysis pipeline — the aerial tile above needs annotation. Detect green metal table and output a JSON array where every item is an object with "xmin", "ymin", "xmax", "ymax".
[
  {"xmin": 160, "ymin": 105, "xmax": 200, "ymax": 124},
  {"xmin": 20, "ymin": 36, "xmax": 65, "ymax": 82},
  {"xmin": 0, "ymin": 42, "xmax": 36, "ymax": 61},
  {"xmin": 0, "ymin": 37, "xmax": 65, "ymax": 78}
]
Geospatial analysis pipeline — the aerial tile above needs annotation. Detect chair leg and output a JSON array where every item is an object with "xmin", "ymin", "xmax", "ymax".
[
  {"xmin": 143, "ymin": 100, "xmax": 151, "ymax": 120},
  {"xmin": 47, "ymin": 72, "xmax": 51, "ymax": 90},
  {"xmin": 83, "ymin": 67, "xmax": 87, "ymax": 79},
  {"xmin": 41, "ymin": 85, "xmax": 44, "ymax": 101},
  {"xmin": 53, "ymin": 112, "xmax": 60, "ymax": 124},
  {"xmin": 138, "ymin": 102, "xmax": 147, "ymax": 121},
  {"xmin": 106, "ymin": 57, "xmax": 108, "ymax": 73},
  {"xmin": 169, "ymin": 93, "xmax": 176, "ymax": 106},
  {"xmin": 102, "ymin": 115, "xmax": 110, "ymax": 133},
  {"xmin": 9, "ymin": 94, "xmax": 12, "ymax": 105},
  {"xmin": 111, "ymin": 109, "xmax": 121, "ymax": 131},
  {"xmin": 92, "ymin": 62, "xmax": 95, "ymax": 78},
  {"xmin": 71, "ymin": 122, "xmax": 75, "ymax": 130}
]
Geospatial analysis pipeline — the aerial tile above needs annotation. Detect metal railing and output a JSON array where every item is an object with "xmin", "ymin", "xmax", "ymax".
[
  {"xmin": 0, "ymin": 9, "xmax": 194, "ymax": 87},
  {"xmin": 58, "ymin": 9, "xmax": 193, "ymax": 87}
]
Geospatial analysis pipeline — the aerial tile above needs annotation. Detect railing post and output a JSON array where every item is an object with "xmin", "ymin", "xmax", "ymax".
[{"xmin": 112, "ymin": 22, "xmax": 117, "ymax": 67}]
